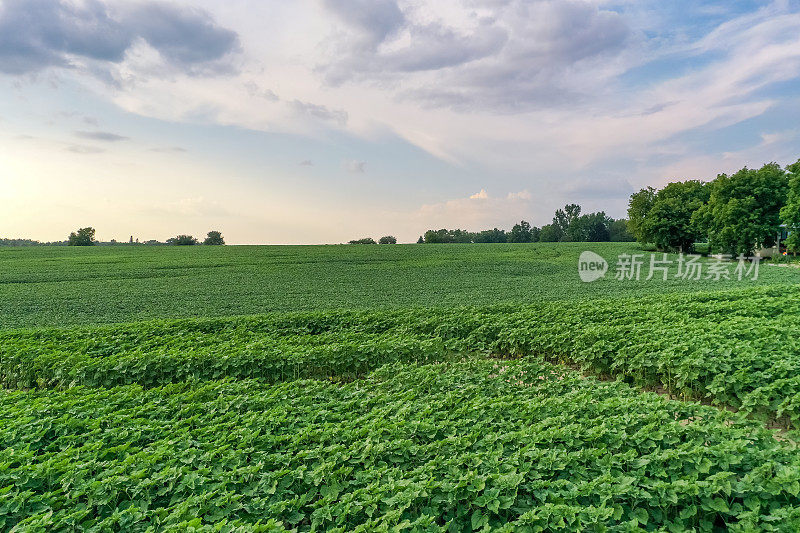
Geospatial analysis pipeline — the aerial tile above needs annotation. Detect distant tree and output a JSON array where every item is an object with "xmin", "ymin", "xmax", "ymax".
[
  {"xmin": 627, "ymin": 187, "xmax": 657, "ymax": 243},
  {"xmin": 423, "ymin": 229, "xmax": 474, "ymax": 243},
  {"xmin": 348, "ymin": 237, "xmax": 377, "ymax": 244},
  {"xmin": 641, "ymin": 181, "xmax": 709, "ymax": 252},
  {"xmin": 571, "ymin": 212, "xmax": 612, "ymax": 242},
  {"xmin": 68, "ymin": 227, "xmax": 96, "ymax": 246},
  {"xmin": 693, "ymin": 163, "xmax": 789, "ymax": 255},
  {"xmin": 168, "ymin": 235, "xmax": 199, "ymax": 245},
  {"xmin": 552, "ymin": 204, "xmax": 582, "ymax": 241},
  {"xmin": 539, "ymin": 224, "xmax": 561, "ymax": 242},
  {"xmin": 780, "ymin": 160, "xmax": 800, "ymax": 252},
  {"xmin": 509, "ymin": 220, "xmax": 533, "ymax": 243},
  {"xmin": 129, "ymin": 235, "xmax": 134, "ymax": 244},
  {"xmin": 204, "ymin": 231, "xmax": 225, "ymax": 245},
  {"xmin": 609, "ymin": 219, "xmax": 634, "ymax": 242},
  {"xmin": 416, "ymin": 236, "xmax": 424, "ymax": 244},
  {"xmin": 474, "ymin": 228, "xmax": 507, "ymax": 243},
  {"xmin": 378, "ymin": 235, "xmax": 397, "ymax": 244}
]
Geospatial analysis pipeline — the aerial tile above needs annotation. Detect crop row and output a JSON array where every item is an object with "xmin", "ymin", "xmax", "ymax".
[
  {"xmin": 3, "ymin": 358, "xmax": 800, "ymax": 531},
  {"xmin": 3, "ymin": 285, "xmax": 800, "ymax": 425}
]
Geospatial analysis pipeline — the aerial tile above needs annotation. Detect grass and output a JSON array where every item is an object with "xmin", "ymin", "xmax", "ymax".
[{"xmin": 1, "ymin": 242, "xmax": 798, "ymax": 329}]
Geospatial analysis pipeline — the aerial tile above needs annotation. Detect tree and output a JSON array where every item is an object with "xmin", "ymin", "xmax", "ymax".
[
  {"xmin": 204, "ymin": 231, "xmax": 225, "ymax": 245},
  {"xmin": 552, "ymin": 204, "xmax": 582, "ymax": 241},
  {"xmin": 416, "ymin": 236, "xmax": 424, "ymax": 244},
  {"xmin": 348, "ymin": 237, "xmax": 377, "ymax": 244},
  {"xmin": 508, "ymin": 220, "xmax": 533, "ymax": 243},
  {"xmin": 539, "ymin": 224, "xmax": 561, "ymax": 242},
  {"xmin": 571, "ymin": 212, "xmax": 612, "ymax": 242},
  {"xmin": 641, "ymin": 181, "xmax": 709, "ymax": 252},
  {"xmin": 423, "ymin": 229, "xmax": 474, "ymax": 243},
  {"xmin": 693, "ymin": 163, "xmax": 789, "ymax": 255},
  {"xmin": 378, "ymin": 235, "xmax": 397, "ymax": 244},
  {"xmin": 474, "ymin": 228, "xmax": 507, "ymax": 243},
  {"xmin": 68, "ymin": 227, "xmax": 96, "ymax": 246},
  {"xmin": 609, "ymin": 219, "xmax": 634, "ymax": 242},
  {"xmin": 627, "ymin": 187, "xmax": 656, "ymax": 243},
  {"xmin": 780, "ymin": 160, "xmax": 800, "ymax": 251},
  {"xmin": 168, "ymin": 235, "xmax": 198, "ymax": 245}
]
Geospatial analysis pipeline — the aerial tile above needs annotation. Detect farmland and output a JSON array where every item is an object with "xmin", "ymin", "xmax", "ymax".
[
  {"xmin": 3, "ymin": 243, "xmax": 800, "ymax": 531},
  {"xmin": 0, "ymin": 243, "xmax": 797, "ymax": 329}
]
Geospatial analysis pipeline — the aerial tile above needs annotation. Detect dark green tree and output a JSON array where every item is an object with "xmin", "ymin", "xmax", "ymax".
[
  {"xmin": 572, "ymin": 212, "xmax": 612, "ymax": 242},
  {"xmin": 68, "ymin": 227, "xmax": 96, "ymax": 246},
  {"xmin": 627, "ymin": 187, "xmax": 656, "ymax": 243},
  {"xmin": 509, "ymin": 220, "xmax": 533, "ymax": 243},
  {"xmin": 539, "ymin": 224, "xmax": 561, "ymax": 242},
  {"xmin": 609, "ymin": 219, "xmax": 634, "ymax": 242},
  {"xmin": 378, "ymin": 235, "xmax": 397, "ymax": 244},
  {"xmin": 642, "ymin": 181, "xmax": 709, "ymax": 252},
  {"xmin": 348, "ymin": 237, "xmax": 377, "ymax": 244},
  {"xmin": 168, "ymin": 235, "xmax": 199, "ymax": 245},
  {"xmin": 780, "ymin": 160, "xmax": 800, "ymax": 251},
  {"xmin": 203, "ymin": 231, "xmax": 225, "ymax": 245},
  {"xmin": 693, "ymin": 163, "xmax": 789, "ymax": 255},
  {"xmin": 553, "ymin": 204, "xmax": 582, "ymax": 241},
  {"xmin": 474, "ymin": 228, "xmax": 507, "ymax": 243}
]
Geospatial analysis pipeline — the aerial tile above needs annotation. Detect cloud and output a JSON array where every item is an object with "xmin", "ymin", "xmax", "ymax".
[
  {"xmin": 413, "ymin": 188, "xmax": 539, "ymax": 230},
  {"xmin": 299, "ymin": 159, "xmax": 314, "ymax": 166},
  {"xmin": 0, "ymin": 0, "xmax": 239, "ymax": 76},
  {"xmin": 470, "ymin": 189, "xmax": 488, "ymax": 199},
  {"xmin": 149, "ymin": 146, "xmax": 188, "ymax": 153},
  {"xmin": 75, "ymin": 130, "xmax": 128, "ymax": 142},
  {"xmin": 66, "ymin": 144, "xmax": 105, "ymax": 154},
  {"xmin": 343, "ymin": 159, "xmax": 366, "ymax": 173},
  {"xmin": 289, "ymin": 99, "xmax": 348, "ymax": 126},
  {"xmin": 507, "ymin": 190, "xmax": 531, "ymax": 200},
  {"xmin": 322, "ymin": 0, "xmax": 406, "ymax": 48},
  {"xmin": 244, "ymin": 81, "xmax": 279, "ymax": 101},
  {"xmin": 319, "ymin": 0, "xmax": 630, "ymax": 111}
]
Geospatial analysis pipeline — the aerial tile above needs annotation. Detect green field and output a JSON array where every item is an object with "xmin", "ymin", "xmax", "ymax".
[
  {"xmin": 1, "ymin": 243, "xmax": 797, "ymax": 329},
  {"xmin": 3, "ymin": 243, "xmax": 800, "ymax": 531}
]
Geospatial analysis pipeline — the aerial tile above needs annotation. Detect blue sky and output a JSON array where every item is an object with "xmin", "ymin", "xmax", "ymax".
[{"xmin": 1, "ymin": 0, "xmax": 799, "ymax": 244}]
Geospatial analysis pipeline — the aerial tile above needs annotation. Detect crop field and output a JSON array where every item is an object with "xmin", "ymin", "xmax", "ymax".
[
  {"xmin": 1, "ymin": 243, "xmax": 798, "ymax": 329},
  {"xmin": 3, "ymin": 243, "xmax": 800, "ymax": 531}
]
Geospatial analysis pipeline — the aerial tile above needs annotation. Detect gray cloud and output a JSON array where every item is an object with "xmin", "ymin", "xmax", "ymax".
[
  {"xmin": 343, "ymin": 159, "xmax": 366, "ymax": 173},
  {"xmin": 244, "ymin": 81, "xmax": 279, "ymax": 101},
  {"xmin": 319, "ymin": 0, "xmax": 631, "ymax": 111},
  {"xmin": 124, "ymin": 3, "xmax": 240, "ymax": 73},
  {"xmin": 75, "ymin": 130, "xmax": 129, "ymax": 142},
  {"xmin": 299, "ymin": 160, "xmax": 314, "ymax": 166},
  {"xmin": 322, "ymin": 0, "xmax": 405, "ymax": 47},
  {"xmin": 0, "ymin": 0, "xmax": 239, "ymax": 75},
  {"xmin": 289, "ymin": 100, "xmax": 348, "ymax": 126}
]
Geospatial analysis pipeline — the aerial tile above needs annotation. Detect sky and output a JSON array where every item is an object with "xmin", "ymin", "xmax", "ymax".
[{"xmin": 1, "ymin": 0, "xmax": 800, "ymax": 244}]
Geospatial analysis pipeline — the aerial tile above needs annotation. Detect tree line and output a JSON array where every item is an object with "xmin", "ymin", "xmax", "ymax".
[
  {"xmin": 61, "ymin": 228, "xmax": 226, "ymax": 246},
  {"xmin": 417, "ymin": 205, "xmax": 633, "ymax": 244},
  {"xmin": 627, "ymin": 159, "xmax": 800, "ymax": 255}
]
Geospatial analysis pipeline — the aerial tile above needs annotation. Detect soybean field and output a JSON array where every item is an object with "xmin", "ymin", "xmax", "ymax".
[{"xmin": 3, "ymin": 243, "xmax": 800, "ymax": 531}]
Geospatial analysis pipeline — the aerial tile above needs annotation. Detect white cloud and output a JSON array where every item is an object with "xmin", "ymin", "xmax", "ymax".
[
  {"xmin": 469, "ymin": 189, "xmax": 488, "ymax": 199},
  {"xmin": 343, "ymin": 159, "xmax": 365, "ymax": 173}
]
